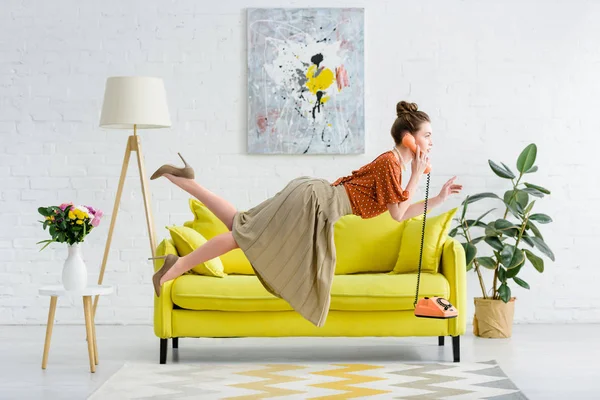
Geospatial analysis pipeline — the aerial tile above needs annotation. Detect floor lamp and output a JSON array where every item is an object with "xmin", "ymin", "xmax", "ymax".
[{"xmin": 93, "ymin": 76, "xmax": 171, "ymax": 318}]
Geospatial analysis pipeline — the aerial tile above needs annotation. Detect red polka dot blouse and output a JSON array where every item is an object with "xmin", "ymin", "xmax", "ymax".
[{"xmin": 331, "ymin": 151, "xmax": 410, "ymax": 219}]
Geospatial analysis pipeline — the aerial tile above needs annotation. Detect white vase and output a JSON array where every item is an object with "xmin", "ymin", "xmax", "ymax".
[{"xmin": 62, "ymin": 242, "xmax": 88, "ymax": 291}]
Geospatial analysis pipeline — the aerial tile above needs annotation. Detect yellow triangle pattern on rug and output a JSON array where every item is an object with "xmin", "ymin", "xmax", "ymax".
[{"xmin": 88, "ymin": 360, "xmax": 528, "ymax": 399}]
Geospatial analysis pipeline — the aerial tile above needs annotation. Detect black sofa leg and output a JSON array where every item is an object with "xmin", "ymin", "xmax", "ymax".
[
  {"xmin": 173, "ymin": 337, "xmax": 178, "ymax": 349},
  {"xmin": 438, "ymin": 336, "xmax": 445, "ymax": 346},
  {"xmin": 160, "ymin": 339, "xmax": 167, "ymax": 364},
  {"xmin": 452, "ymin": 336, "xmax": 460, "ymax": 362}
]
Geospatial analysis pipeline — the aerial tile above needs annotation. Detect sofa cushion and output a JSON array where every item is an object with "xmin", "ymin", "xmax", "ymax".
[
  {"xmin": 333, "ymin": 211, "xmax": 406, "ymax": 275},
  {"xmin": 184, "ymin": 198, "xmax": 255, "ymax": 275},
  {"xmin": 167, "ymin": 225, "xmax": 227, "ymax": 277},
  {"xmin": 171, "ymin": 272, "xmax": 450, "ymax": 312},
  {"xmin": 392, "ymin": 207, "xmax": 458, "ymax": 275}
]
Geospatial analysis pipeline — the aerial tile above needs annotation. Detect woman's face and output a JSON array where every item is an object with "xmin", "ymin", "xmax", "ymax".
[{"xmin": 414, "ymin": 122, "xmax": 433, "ymax": 154}]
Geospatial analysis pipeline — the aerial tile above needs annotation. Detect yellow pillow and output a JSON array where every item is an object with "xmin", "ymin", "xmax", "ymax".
[
  {"xmin": 333, "ymin": 211, "xmax": 406, "ymax": 274},
  {"xmin": 166, "ymin": 225, "xmax": 226, "ymax": 278},
  {"xmin": 153, "ymin": 238, "xmax": 178, "ymax": 271},
  {"xmin": 391, "ymin": 207, "xmax": 458, "ymax": 274},
  {"xmin": 184, "ymin": 198, "xmax": 254, "ymax": 275}
]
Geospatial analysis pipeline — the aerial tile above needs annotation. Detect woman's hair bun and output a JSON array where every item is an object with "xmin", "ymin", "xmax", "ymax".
[{"xmin": 396, "ymin": 101, "xmax": 419, "ymax": 117}]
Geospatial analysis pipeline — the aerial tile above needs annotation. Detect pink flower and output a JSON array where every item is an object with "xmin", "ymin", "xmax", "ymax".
[
  {"xmin": 59, "ymin": 202, "xmax": 73, "ymax": 211},
  {"xmin": 95, "ymin": 209, "xmax": 103, "ymax": 218},
  {"xmin": 91, "ymin": 217, "xmax": 101, "ymax": 227}
]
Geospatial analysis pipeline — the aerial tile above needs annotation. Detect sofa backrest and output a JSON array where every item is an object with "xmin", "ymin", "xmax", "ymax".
[
  {"xmin": 163, "ymin": 198, "xmax": 408, "ymax": 276},
  {"xmin": 333, "ymin": 212, "xmax": 406, "ymax": 274}
]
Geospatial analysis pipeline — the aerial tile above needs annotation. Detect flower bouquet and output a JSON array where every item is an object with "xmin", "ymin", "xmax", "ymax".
[{"xmin": 37, "ymin": 203, "xmax": 104, "ymax": 290}]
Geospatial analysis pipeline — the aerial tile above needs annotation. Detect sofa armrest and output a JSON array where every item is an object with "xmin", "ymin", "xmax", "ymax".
[
  {"xmin": 440, "ymin": 236, "xmax": 467, "ymax": 336},
  {"xmin": 153, "ymin": 241, "xmax": 177, "ymax": 339}
]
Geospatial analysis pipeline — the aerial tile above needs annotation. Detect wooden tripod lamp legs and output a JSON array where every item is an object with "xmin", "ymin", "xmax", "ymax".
[{"xmin": 92, "ymin": 132, "xmax": 158, "ymax": 319}]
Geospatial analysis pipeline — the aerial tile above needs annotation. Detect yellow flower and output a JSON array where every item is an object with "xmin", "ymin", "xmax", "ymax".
[
  {"xmin": 68, "ymin": 211, "xmax": 76, "ymax": 220},
  {"xmin": 76, "ymin": 220, "xmax": 83, "ymax": 225}
]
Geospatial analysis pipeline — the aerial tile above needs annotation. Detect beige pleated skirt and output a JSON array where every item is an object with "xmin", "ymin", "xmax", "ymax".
[{"xmin": 231, "ymin": 177, "xmax": 353, "ymax": 328}]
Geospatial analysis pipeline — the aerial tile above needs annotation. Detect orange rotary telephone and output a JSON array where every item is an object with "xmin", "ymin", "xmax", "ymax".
[{"xmin": 401, "ymin": 133, "xmax": 458, "ymax": 319}]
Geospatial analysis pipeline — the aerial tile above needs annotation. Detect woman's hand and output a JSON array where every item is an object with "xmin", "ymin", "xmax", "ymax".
[
  {"xmin": 437, "ymin": 176, "xmax": 463, "ymax": 202},
  {"xmin": 411, "ymin": 145, "xmax": 429, "ymax": 176}
]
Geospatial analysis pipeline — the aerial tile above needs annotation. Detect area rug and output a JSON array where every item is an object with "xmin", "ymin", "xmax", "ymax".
[{"xmin": 88, "ymin": 360, "xmax": 527, "ymax": 399}]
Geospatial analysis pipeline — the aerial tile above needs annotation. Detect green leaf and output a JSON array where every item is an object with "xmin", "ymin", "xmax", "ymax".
[
  {"xmin": 524, "ymin": 165, "xmax": 538, "ymax": 174},
  {"xmin": 499, "ymin": 244, "xmax": 515, "ymax": 267},
  {"xmin": 524, "ymin": 182, "xmax": 550, "ymax": 194},
  {"xmin": 471, "ymin": 236, "xmax": 486, "ymax": 244},
  {"xmin": 515, "ymin": 190, "xmax": 529, "ymax": 211},
  {"xmin": 503, "ymin": 190, "xmax": 523, "ymax": 218},
  {"xmin": 38, "ymin": 240, "xmax": 55, "ymax": 251},
  {"xmin": 526, "ymin": 220, "xmax": 544, "ymax": 239},
  {"xmin": 475, "ymin": 208, "xmax": 497, "ymax": 224},
  {"xmin": 517, "ymin": 144, "xmax": 537, "ymax": 173},
  {"xmin": 489, "ymin": 160, "xmax": 515, "ymax": 179},
  {"xmin": 460, "ymin": 195, "xmax": 469, "ymax": 220},
  {"xmin": 498, "ymin": 282, "xmax": 512, "ymax": 303},
  {"xmin": 521, "ymin": 187, "xmax": 546, "ymax": 198},
  {"xmin": 464, "ymin": 219, "xmax": 488, "ymax": 229},
  {"xmin": 524, "ymin": 248, "xmax": 545, "ymax": 272},
  {"xmin": 521, "ymin": 234, "xmax": 534, "ymax": 248},
  {"xmin": 494, "ymin": 219, "xmax": 520, "ymax": 237},
  {"xmin": 513, "ymin": 276, "xmax": 530, "ymax": 289},
  {"xmin": 529, "ymin": 213, "xmax": 552, "ymax": 224},
  {"xmin": 523, "ymin": 200, "xmax": 536, "ymax": 216},
  {"xmin": 38, "ymin": 207, "xmax": 50, "ymax": 217},
  {"xmin": 498, "ymin": 266, "xmax": 507, "ymax": 282},
  {"xmin": 506, "ymin": 264, "xmax": 522, "ymax": 278},
  {"xmin": 476, "ymin": 256, "xmax": 496, "ymax": 269},
  {"xmin": 462, "ymin": 242, "xmax": 477, "ymax": 266},
  {"xmin": 508, "ymin": 248, "xmax": 526, "ymax": 269},
  {"xmin": 461, "ymin": 192, "xmax": 502, "ymax": 206},
  {"xmin": 529, "ymin": 237, "xmax": 555, "ymax": 261},
  {"xmin": 499, "ymin": 244, "xmax": 525, "ymax": 269},
  {"xmin": 501, "ymin": 162, "xmax": 516, "ymax": 178},
  {"xmin": 485, "ymin": 236, "xmax": 504, "ymax": 251},
  {"xmin": 484, "ymin": 223, "xmax": 502, "ymax": 237},
  {"xmin": 466, "ymin": 260, "xmax": 474, "ymax": 271}
]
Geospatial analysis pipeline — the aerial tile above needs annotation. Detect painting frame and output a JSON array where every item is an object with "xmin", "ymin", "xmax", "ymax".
[{"xmin": 247, "ymin": 7, "xmax": 365, "ymax": 155}]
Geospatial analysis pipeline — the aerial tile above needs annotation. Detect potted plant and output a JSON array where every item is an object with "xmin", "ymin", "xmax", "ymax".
[
  {"xmin": 449, "ymin": 144, "xmax": 555, "ymax": 338},
  {"xmin": 37, "ymin": 203, "xmax": 103, "ymax": 290}
]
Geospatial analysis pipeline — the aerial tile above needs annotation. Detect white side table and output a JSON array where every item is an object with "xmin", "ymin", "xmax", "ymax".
[{"xmin": 39, "ymin": 284, "xmax": 113, "ymax": 373}]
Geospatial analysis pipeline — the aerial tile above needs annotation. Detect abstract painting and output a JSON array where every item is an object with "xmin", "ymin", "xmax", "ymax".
[{"xmin": 247, "ymin": 8, "xmax": 365, "ymax": 154}]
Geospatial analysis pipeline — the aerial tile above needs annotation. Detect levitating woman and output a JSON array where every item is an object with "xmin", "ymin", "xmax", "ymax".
[{"xmin": 149, "ymin": 101, "xmax": 462, "ymax": 327}]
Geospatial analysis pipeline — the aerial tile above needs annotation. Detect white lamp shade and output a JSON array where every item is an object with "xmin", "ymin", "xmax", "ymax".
[{"xmin": 99, "ymin": 76, "xmax": 171, "ymax": 129}]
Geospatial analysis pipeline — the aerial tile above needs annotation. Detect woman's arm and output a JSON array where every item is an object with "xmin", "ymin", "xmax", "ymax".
[
  {"xmin": 398, "ymin": 195, "xmax": 443, "ymax": 221},
  {"xmin": 387, "ymin": 174, "xmax": 420, "ymax": 221}
]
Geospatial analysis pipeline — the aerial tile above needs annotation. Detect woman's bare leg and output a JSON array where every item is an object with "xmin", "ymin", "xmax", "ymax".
[
  {"xmin": 164, "ymin": 173, "xmax": 237, "ymax": 230},
  {"xmin": 159, "ymin": 231, "xmax": 239, "ymax": 285}
]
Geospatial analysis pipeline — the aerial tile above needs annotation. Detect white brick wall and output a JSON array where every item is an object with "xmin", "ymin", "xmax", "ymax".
[{"xmin": 1, "ymin": 0, "xmax": 599, "ymax": 325}]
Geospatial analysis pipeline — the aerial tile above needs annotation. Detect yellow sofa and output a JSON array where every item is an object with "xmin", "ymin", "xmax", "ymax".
[{"xmin": 153, "ymin": 200, "xmax": 467, "ymax": 364}]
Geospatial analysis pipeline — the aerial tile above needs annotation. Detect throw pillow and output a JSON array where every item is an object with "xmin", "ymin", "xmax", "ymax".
[
  {"xmin": 391, "ymin": 206, "xmax": 458, "ymax": 274},
  {"xmin": 153, "ymin": 238, "xmax": 178, "ymax": 270},
  {"xmin": 333, "ymin": 211, "xmax": 407, "ymax": 274},
  {"xmin": 166, "ymin": 225, "xmax": 226, "ymax": 278},
  {"xmin": 184, "ymin": 198, "xmax": 254, "ymax": 275}
]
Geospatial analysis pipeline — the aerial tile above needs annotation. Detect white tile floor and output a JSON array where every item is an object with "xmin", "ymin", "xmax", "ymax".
[{"xmin": 0, "ymin": 324, "xmax": 597, "ymax": 399}]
